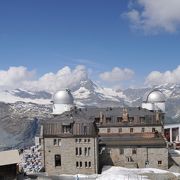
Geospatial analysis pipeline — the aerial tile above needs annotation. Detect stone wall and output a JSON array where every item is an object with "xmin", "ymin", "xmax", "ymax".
[
  {"xmin": 44, "ymin": 137, "xmax": 98, "ymax": 175},
  {"xmin": 99, "ymin": 146, "xmax": 168, "ymax": 170}
]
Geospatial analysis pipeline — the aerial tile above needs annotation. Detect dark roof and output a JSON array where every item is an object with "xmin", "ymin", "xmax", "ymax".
[
  {"xmin": 42, "ymin": 115, "xmax": 98, "ymax": 137},
  {"xmin": 45, "ymin": 107, "xmax": 162, "ymax": 123},
  {"xmin": 70, "ymin": 107, "xmax": 157, "ymax": 117},
  {"xmin": 99, "ymin": 133, "xmax": 167, "ymax": 148}
]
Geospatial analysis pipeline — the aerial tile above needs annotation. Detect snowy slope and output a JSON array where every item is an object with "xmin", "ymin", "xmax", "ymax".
[
  {"xmin": 0, "ymin": 80, "xmax": 180, "ymax": 119},
  {"xmin": 1, "ymin": 80, "xmax": 180, "ymax": 150},
  {"xmin": 0, "ymin": 89, "xmax": 50, "ymax": 104},
  {"xmin": 97, "ymin": 166, "xmax": 180, "ymax": 180}
]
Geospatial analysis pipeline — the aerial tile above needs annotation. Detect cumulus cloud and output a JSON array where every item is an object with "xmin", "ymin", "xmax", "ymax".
[
  {"xmin": 0, "ymin": 66, "xmax": 35, "ymax": 90},
  {"xmin": 123, "ymin": 0, "xmax": 180, "ymax": 34},
  {"xmin": 99, "ymin": 67, "xmax": 134, "ymax": 83},
  {"xmin": 145, "ymin": 65, "xmax": 180, "ymax": 85},
  {"xmin": 0, "ymin": 65, "xmax": 88, "ymax": 92},
  {"xmin": 25, "ymin": 65, "xmax": 88, "ymax": 92}
]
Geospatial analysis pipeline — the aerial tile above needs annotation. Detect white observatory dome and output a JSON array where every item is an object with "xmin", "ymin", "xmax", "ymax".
[
  {"xmin": 143, "ymin": 89, "xmax": 165, "ymax": 103},
  {"xmin": 52, "ymin": 89, "xmax": 74, "ymax": 115},
  {"xmin": 53, "ymin": 89, "xmax": 74, "ymax": 104},
  {"xmin": 142, "ymin": 89, "xmax": 166, "ymax": 112}
]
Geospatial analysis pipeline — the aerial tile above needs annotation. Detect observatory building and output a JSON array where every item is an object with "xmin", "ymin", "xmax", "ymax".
[
  {"xmin": 39, "ymin": 88, "xmax": 168, "ymax": 175},
  {"xmin": 51, "ymin": 89, "xmax": 75, "ymax": 115},
  {"xmin": 142, "ymin": 89, "xmax": 166, "ymax": 112}
]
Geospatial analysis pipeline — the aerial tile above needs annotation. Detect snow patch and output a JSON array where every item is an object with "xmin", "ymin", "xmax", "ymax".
[
  {"xmin": 95, "ymin": 86, "xmax": 126, "ymax": 101},
  {"xmin": 73, "ymin": 87, "xmax": 91, "ymax": 99},
  {"xmin": 96, "ymin": 166, "xmax": 180, "ymax": 180},
  {"xmin": 0, "ymin": 91, "xmax": 50, "ymax": 104}
]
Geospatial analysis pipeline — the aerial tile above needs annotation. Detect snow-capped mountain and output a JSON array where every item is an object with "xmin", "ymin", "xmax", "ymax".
[
  {"xmin": 1, "ymin": 79, "xmax": 180, "ymax": 150},
  {"xmin": 1, "ymin": 80, "xmax": 180, "ymax": 119}
]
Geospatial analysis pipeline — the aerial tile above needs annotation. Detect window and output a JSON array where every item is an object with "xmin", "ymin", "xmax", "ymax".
[
  {"xmin": 117, "ymin": 117, "xmax": 123, "ymax": 123},
  {"xmin": 130, "ymin": 128, "xmax": 133, "ymax": 133},
  {"xmin": 84, "ymin": 139, "xmax": 87, "ymax": 143},
  {"xmin": 88, "ymin": 147, "xmax": 91, "ymax": 156},
  {"xmin": 80, "ymin": 161, "xmax": 82, "ymax": 168},
  {"xmin": 127, "ymin": 156, "xmax": 133, "ymax": 162},
  {"xmin": 141, "ymin": 128, "xmax": 145, "ymax": 132},
  {"xmin": 129, "ymin": 117, "xmax": 134, "ymax": 122},
  {"xmin": 76, "ymin": 161, "xmax": 82, "ymax": 168},
  {"xmin": 132, "ymin": 148, "xmax": 137, "ymax": 155},
  {"xmin": 119, "ymin": 148, "xmax": 124, "ymax": 155},
  {"xmin": 158, "ymin": 161, "xmax": 162, "ymax": 165},
  {"xmin": 106, "ymin": 117, "xmax": 111, "ymax": 124},
  {"xmin": 58, "ymin": 139, "xmax": 61, "ymax": 146},
  {"xmin": 53, "ymin": 139, "xmax": 57, "ymax": 146},
  {"xmin": 76, "ymin": 147, "xmax": 78, "ymax": 156},
  {"xmin": 79, "ymin": 147, "xmax": 82, "ymax": 155},
  {"xmin": 54, "ymin": 139, "xmax": 61, "ymax": 146},
  {"xmin": 88, "ymin": 139, "xmax": 90, "ymax": 143},
  {"xmin": 63, "ymin": 125, "xmax": 71, "ymax": 133},
  {"xmin": 55, "ymin": 155, "xmax": 61, "ymax": 166},
  {"xmin": 107, "ymin": 128, "xmax": 111, "ymax": 133},
  {"xmin": 76, "ymin": 161, "xmax": 79, "ymax": 168},
  {"xmin": 75, "ymin": 138, "xmax": 82, "ymax": 143},
  {"xmin": 140, "ymin": 117, "xmax": 145, "ymax": 123},
  {"xmin": 89, "ymin": 161, "xmax": 91, "ymax": 168},
  {"xmin": 76, "ymin": 147, "xmax": 83, "ymax": 156},
  {"xmin": 152, "ymin": 128, "xmax": 155, "ymax": 132},
  {"xmin": 84, "ymin": 161, "xmax": 91, "ymax": 168},
  {"xmin": 119, "ymin": 128, "xmax": 122, "ymax": 133},
  {"xmin": 85, "ymin": 161, "xmax": 88, "ymax": 168},
  {"xmin": 84, "ymin": 147, "xmax": 87, "ymax": 156}
]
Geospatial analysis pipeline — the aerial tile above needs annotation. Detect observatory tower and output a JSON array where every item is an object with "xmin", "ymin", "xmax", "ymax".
[
  {"xmin": 52, "ymin": 89, "xmax": 74, "ymax": 115},
  {"xmin": 142, "ymin": 89, "xmax": 166, "ymax": 112}
]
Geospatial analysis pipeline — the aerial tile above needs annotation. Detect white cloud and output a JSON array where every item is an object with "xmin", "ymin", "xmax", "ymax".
[
  {"xmin": 145, "ymin": 65, "xmax": 180, "ymax": 85},
  {"xmin": 0, "ymin": 65, "xmax": 88, "ymax": 92},
  {"xmin": 0, "ymin": 66, "xmax": 35, "ymax": 90},
  {"xmin": 124, "ymin": 0, "xmax": 180, "ymax": 34},
  {"xmin": 99, "ymin": 67, "xmax": 134, "ymax": 83},
  {"xmin": 23, "ymin": 65, "xmax": 88, "ymax": 92}
]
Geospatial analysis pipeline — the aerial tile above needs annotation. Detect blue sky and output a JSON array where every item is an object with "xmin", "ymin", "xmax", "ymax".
[{"xmin": 0, "ymin": 0, "xmax": 180, "ymax": 90}]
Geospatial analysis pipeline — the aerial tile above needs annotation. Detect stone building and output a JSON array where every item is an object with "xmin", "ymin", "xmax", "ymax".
[
  {"xmin": 39, "ymin": 89, "xmax": 168, "ymax": 175},
  {"xmin": 40, "ymin": 115, "xmax": 99, "ymax": 175},
  {"xmin": 83, "ymin": 106, "xmax": 167, "ymax": 170}
]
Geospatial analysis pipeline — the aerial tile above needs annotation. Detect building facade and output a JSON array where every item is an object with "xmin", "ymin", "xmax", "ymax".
[
  {"xmin": 40, "ymin": 106, "xmax": 168, "ymax": 175},
  {"xmin": 39, "ymin": 89, "xmax": 168, "ymax": 175},
  {"xmin": 40, "ymin": 116, "xmax": 99, "ymax": 175}
]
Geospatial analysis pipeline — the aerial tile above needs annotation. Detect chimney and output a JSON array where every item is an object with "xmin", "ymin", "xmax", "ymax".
[
  {"xmin": 122, "ymin": 108, "xmax": 129, "ymax": 122},
  {"xmin": 155, "ymin": 111, "xmax": 160, "ymax": 122}
]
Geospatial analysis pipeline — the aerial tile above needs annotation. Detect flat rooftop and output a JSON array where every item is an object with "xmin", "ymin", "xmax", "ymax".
[
  {"xmin": 0, "ymin": 150, "xmax": 20, "ymax": 166},
  {"xmin": 99, "ymin": 133, "xmax": 167, "ymax": 148}
]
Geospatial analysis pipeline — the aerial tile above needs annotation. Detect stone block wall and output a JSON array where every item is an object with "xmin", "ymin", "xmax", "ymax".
[
  {"xmin": 44, "ymin": 137, "xmax": 98, "ymax": 175},
  {"xmin": 100, "ymin": 146, "xmax": 168, "ymax": 170}
]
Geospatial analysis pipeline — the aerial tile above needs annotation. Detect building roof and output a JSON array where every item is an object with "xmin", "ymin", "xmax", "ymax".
[
  {"xmin": 47, "ymin": 106, "xmax": 160, "ymax": 122},
  {"xmin": 39, "ymin": 107, "xmax": 163, "ymax": 138},
  {"xmin": 43, "ymin": 115, "xmax": 98, "ymax": 137},
  {"xmin": 99, "ymin": 133, "xmax": 167, "ymax": 148},
  {"xmin": 0, "ymin": 150, "xmax": 20, "ymax": 166}
]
